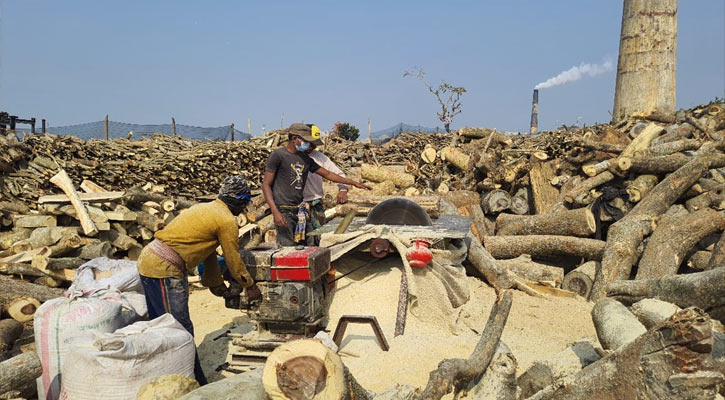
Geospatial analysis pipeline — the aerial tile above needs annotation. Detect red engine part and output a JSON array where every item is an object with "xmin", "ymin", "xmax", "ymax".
[{"xmin": 406, "ymin": 240, "xmax": 432, "ymax": 268}]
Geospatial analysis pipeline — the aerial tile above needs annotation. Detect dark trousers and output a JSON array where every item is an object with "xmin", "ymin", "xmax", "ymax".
[
  {"xmin": 140, "ymin": 275, "xmax": 208, "ymax": 385},
  {"xmin": 276, "ymin": 209, "xmax": 300, "ymax": 246},
  {"xmin": 306, "ymin": 201, "xmax": 326, "ymax": 246}
]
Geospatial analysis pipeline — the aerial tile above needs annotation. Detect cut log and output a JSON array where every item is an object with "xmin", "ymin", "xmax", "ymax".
[
  {"xmin": 124, "ymin": 187, "xmax": 195, "ymax": 209},
  {"xmin": 483, "ymin": 235, "xmax": 606, "ymax": 260},
  {"xmin": 48, "ymin": 232, "xmax": 84, "ymax": 257},
  {"xmin": 465, "ymin": 234, "xmax": 513, "ymax": 291},
  {"xmin": 13, "ymin": 215, "xmax": 57, "ymax": 229},
  {"xmin": 80, "ymin": 179, "xmax": 109, "ymax": 193},
  {"xmin": 688, "ymin": 250, "xmax": 714, "ymax": 271},
  {"xmin": 104, "ymin": 204, "xmax": 137, "ymax": 221},
  {"xmin": 411, "ymin": 289, "xmax": 513, "ymax": 400},
  {"xmin": 0, "ymin": 247, "xmax": 51, "ymax": 265},
  {"xmin": 5, "ymin": 297, "xmax": 40, "ymax": 323},
  {"xmin": 582, "ymin": 159, "xmax": 613, "ymax": 177},
  {"xmin": 0, "ymin": 230, "xmax": 30, "ymax": 251},
  {"xmin": 636, "ymin": 208, "xmax": 725, "ymax": 280},
  {"xmin": 529, "ymin": 160, "xmax": 559, "ymax": 214},
  {"xmin": 630, "ymin": 298, "xmax": 681, "ymax": 329},
  {"xmin": 442, "ymin": 190, "xmax": 481, "ymax": 209},
  {"xmin": 421, "ymin": 145, "xmax": 437, "ymax": 164},
  {"xmin": 0, "ymin": 351, "xmax": 43, "ymax": 395},
  {"xmin": 456, "ymin": 204, "xmax": 492, "ymax": 242},
  {"xmin": 26, "ymin": 227, "xmax": 79, "ymax": 249},
  {"xmin": 563, "ymin": 171, "xmax": 615, "ymax": 205},
  {"xmin": 607, "ymin": 268, "xmax": 725, "ymax": 322},
  {"xmin": 590, "ymin": 153, "xmax": 718, "ymax": 300},
  {"xmin": 465, "ymin": 342, "xmax": 517, "ymax": 400},
  {"xmin": 517, "ymin": 340, "xmax": 601, "ymax": 399},
  {"xmin": 261, "ymin": 338, "xmax": 371, "ymax": 400},
  {"xmin": 527, "ymin": 308, "xmax": 723, "ymax": 400},
  {"xmin": 440, "ymin": 146, "xmax": 471, "ymax": 171},
  {"xmin": 31, "ymin": 256, "xmax": 76, "ymax": 281},
  {"xmin": 494, "ymin": 255, "xmax": 564, "ymax": 287},
  {"xmin": 624, "ymin": 152, "xmax": 725, "ymax": 174},
  {"xmin": 34, "ymin": 276, "xmax": 62, "ymax": 288},
  {"xmin": 686, "ymin": 189, "xmax": 725, "ymax": 212},
  {"xmin": 345, "ymin": 195, "xmax": 440, "ymax": 219},
  {"xmin": 50, "ymin": 169, "xmax": 98, "ymax": 236},
  {"xmin": 509, "ymin": 192, "xmax": 529, "ymax": 215},
  {"xmin": 0, "ymin": 201, "xmax": 30, "ymax": 215},
  {"xmin": 161, "ymin": 199, "xmax": 176, "ymax": 212},
  {"xmin": 592, "ymin": 298, "xmax": 647, "ymax": 350},
  {"xmin": 246, "ymin": 204, "xmax": 270, "ymax": 223},
  {"xmin": 360, "ymin": 163, "xmax": 415, "ymax": 188},
  {"xmin": 136, "ymin": 211, "xmax": 165, "ymax": 232},
  {"xmin": 37, "ymin": 191, "xmax": 125, "ymax": 204},
  {"xmin": 625, "ymin": 174, "xmax": 658, "ymax": 202},
  {"xmin": 0, "ymin": 319, "xmax": 23, "ymax": 356},
  {"xmin": 620, "ymin": 123, "xmax": 664, "ymax": 158},
  {"xmin": 572, "ymin": 138, "xmax": 625, "ymax": 154},
  {"xmin": 561, "ymin": 261, "xmax": 598, "ymax": 299},
  {"xmin": 495, "ymin": 208, "xmax": 596, "ymax": 237},
  {"xmin": 481, "ymin": 190, "xmax": 511, "ymax": 215},
  {"xmin": 634, "ymin": 138, "xmax": 702, "ymax": 157},
  {"xmin": 79, "ymin": 241, "xmax": 114, "ymax": 260}
]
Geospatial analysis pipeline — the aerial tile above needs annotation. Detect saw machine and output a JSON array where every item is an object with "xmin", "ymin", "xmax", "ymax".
[{"xmin": 221, "ymin": 198, "xmax": 471, "ymax": 371}]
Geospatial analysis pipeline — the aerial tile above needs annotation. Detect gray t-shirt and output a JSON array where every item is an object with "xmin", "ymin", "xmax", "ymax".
[{"xmin": 265, "ymin": 148, "xmax": 321, "ymax": 207}]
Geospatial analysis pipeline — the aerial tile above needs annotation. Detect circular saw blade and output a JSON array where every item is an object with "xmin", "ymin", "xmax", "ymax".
[{"xmin": 366, "ymin": 198, "xmax": 433, "ymax": 226}]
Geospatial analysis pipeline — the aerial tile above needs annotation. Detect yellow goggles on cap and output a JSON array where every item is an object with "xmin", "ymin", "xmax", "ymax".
[{"xmin": 310, "ymin": 125, "xmax": 321, "ymax": 140}]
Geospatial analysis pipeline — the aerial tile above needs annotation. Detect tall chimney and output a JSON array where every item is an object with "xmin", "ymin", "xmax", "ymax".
[{"xmin": 529, "ymin": 89, "xmax": 539, "ymax": 135}]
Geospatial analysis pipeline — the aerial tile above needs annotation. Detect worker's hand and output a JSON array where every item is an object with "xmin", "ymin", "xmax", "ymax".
[
  {"xmin": 209, "ymin": 283, "xmax": 230, "ymax": 298},
  {"xmin": 273, "ymin": 210, "xmax": 287, "ymax": 227},
  {"xmin": 336, "ymin": 190, "xmax": 348, "ymax": 204},
  {"xmin": 245, "ymin": 284, "xmax": 262, "ymax": 302},
  {"xmin": 352, "ymin": 181, "xmax": 372, "ymax": 190}
]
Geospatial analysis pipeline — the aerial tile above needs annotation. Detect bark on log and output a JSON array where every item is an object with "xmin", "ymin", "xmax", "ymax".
[
  {"xmin": 481, "ymin": 190, "xmax": 511, "ymax": 215},
  {"xmin": 360, "ymin": 163, "xmax": 415, "ymax": 188},
  {"xmin": 686, "ymin": 189, "xmax": 725, "ymax": 212},
  {"xmin": 35, "ymin": 276, "xmax": 62, "ymax": 288},
  {"xmin": 50, "ymin": 169, "xmax": 98, "ymax": 236},
  {"xmin": 590, "ymin": 153, "xmax": 717, "ymax": 300},
  {"xmin": 440, "ymin": 146, "xmax": 471, "ymax": 171},
  {"xmin": 246, "ymin": 204, "xmax": 270, "ymax": 223},
  {"xmin": 620, "ymin": 123, "xmax": 665, "ymax": 158},
  {"xmin": 625, "ymin": 174, "xmax": 658, "ymax": 202},
  {"xmin": 456, "ymin": 204, "xmax": 491, "ymax": 242},
  {"xmin": 630, "ymin": 298, "xmax": 681, "ymax": 329},
  {"xmin": 441, "ymin": 190, "xmax": 481, "ymax": 208},
  {"xmin": 0, "ymin": 230, "xmax": 30, "ymax": 251},
  {"xmin": 411, "ymin": 290, "xmax": 513, "ymax": 400},
  {"xmin": 48, "ymin": 232, "xmax": 84, "ymax": 257},
  {"xmin": 563, "ymin": 171, "xmax": 614, "ymax": 205},
  {"xmin": 582, "ymin": 159, "xmax": 613, "ymax": 177},
  {"xmin": 592, "ymin": 298, "xmax": 647, "ymax": 350},
  {"xmin": 465, "ymin": 234, "xmax": 513, "ymax": 291},
  {"xmin": 636, "ymin": 208, "xmax": 725, "ymax": 279},
  {"xmin": 79, "ymin": 241, "xmax": 114, "ymax": 260},
  {"xmin": 688, "ymin": 250, "xmax": 714, "ymax": 271},
  {"xmin": 607, "ymin": 268, "xmax": 725, "ymax": 322},
  {"xmin": 0, "ymin": 319, "xmax": 23, "ymax": 355},
  {"xmin": 125, "ymin": 187, "xmax": 195, "ymax": 209},
  {"xmin": 572, "ymin": 138, "xmax": 625, "ymax": 154},
  {"xmin": 483, "ymin": 235, "xmax": 605, "ymax": 260},
  {"xmin": 634, "ymin": 138, "xmax": 702, "ymax": 157},
  {"xmin": 710, "ymin": 232, "xmax": 725, "ymax": 269},
  {"xmin": 528, "ymin": 308, "xmax": 722, "ymax": 400},
  {"xmin": 494, "ymin": 255, "xmax": 564, "ymax": 287},
  {"xmin": 0, "ymin": 275, "xmax": 64, "ymax": 304},
  {"xmin": 38, "ymin": 191, "xmax": 125, "ymax": 204},
  {"xmin": 562, "ymin": 261, "xmax": 598, "ymax": 299},
  {"xmin": 529, "ymin": 160, "xmax": 560, "ymax": 214},
  {"xmin": 624, "ymin": 153, "xmax": 725, "ymax": 174},
  {"xmin": 13, "ymin": 215, "xmax": 57, "ymax": 229},
  {"xmin": 509, "ymin": 193, "xmax": 529, "ymax": 215},
  {"xmin": 0, "ymin": 351, "xmax": 42, "ymax": 396},
  {"xmin": 517, "ymin": 340, "xmax": 601, "ymax": 399},
  {"xmin": 495, "ymin": 208, "xmax": 596, "ymax": 237},
  {"xmin": 136, "ymin": 210, "xmax": 165, "ymax": 232}
]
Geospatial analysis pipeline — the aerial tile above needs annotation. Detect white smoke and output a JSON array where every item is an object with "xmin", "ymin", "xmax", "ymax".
[{"xmin": 534, "ymin": 60, "xmax": 614, "ymax": 90}]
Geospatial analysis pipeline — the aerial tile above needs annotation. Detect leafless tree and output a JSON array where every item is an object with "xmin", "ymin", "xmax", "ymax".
[{"xmin": 404, "ymin": 67, "xmax": 466, "ymax": 133}]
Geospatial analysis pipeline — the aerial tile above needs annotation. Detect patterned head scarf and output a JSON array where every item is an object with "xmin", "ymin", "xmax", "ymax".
[{"xmin": 218, "ymin": 175, "xmax": 250, "ymax": 197}]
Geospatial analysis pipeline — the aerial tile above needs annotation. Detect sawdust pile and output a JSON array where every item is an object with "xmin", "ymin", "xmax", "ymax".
[{"xmin": 189, "ymin": 254, "xmax": 597, "ymax": 391}]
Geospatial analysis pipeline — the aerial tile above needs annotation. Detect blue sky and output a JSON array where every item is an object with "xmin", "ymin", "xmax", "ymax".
[{"xmin": 1, "ymin": 1, "xmax": 723, "ymax": 135}]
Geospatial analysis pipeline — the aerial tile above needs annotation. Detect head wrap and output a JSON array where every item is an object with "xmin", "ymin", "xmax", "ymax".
[{"xmin": 218, "ymin": 175, "xmax": 251, "ymax": 215}]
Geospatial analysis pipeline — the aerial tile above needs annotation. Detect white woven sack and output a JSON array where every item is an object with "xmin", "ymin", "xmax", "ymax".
[
  {"xmin": 60, "ymin": 313, "xmax": 195, "ymax": 400},
  {"xmin": 34, "ymin": 290, "xmax": 125, "ymax": 400},
  {"xmin": 68, "ymin": 257, "xmax": 143, "ymax": 293}
]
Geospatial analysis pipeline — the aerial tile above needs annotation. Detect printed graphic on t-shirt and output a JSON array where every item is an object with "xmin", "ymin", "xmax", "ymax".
[{"xmin": 290, "ymin": 162, "xmax": 305, "ymax": 189}]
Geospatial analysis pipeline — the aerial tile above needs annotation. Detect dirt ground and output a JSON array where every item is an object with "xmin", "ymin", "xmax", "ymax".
[{"xmin": 189, "ymin": 254, "xmax": 597, "ymax": 392}]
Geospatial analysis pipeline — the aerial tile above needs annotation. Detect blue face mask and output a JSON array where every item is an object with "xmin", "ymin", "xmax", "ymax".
[{"xmin": 295, "ymin": 140, "xmax": 310, "ymax": 152}]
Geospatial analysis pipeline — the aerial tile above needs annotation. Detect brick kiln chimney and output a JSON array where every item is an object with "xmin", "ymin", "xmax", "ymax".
[{"xmin": 529, "ymin": 89, "xmax": 539, "ymax": 135}]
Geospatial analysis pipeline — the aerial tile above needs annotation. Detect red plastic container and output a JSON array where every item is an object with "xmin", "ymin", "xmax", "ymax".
[{"xmin": 406, "ymin": 240, "xmax": 433, "ymax": 268}]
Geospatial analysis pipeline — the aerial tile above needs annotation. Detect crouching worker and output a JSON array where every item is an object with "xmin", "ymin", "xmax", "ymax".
[{"xmin": 136, "ymin": 175, "xmax": 255, "ymax": 385}]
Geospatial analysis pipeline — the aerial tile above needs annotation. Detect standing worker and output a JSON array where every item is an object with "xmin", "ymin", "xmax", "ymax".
[
  {"xmin": 263, "ymin": 122, "xmax": 371, "ymax": 246},
  {"xmin": 302, "ymin": 124, "xmax": 349, "ymax": 244},
  {"xmin": 136, "ymin": 175, "xmax": 256, "ymax": 385}
]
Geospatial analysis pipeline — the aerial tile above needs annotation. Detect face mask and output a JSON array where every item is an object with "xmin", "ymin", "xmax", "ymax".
[{"xmin": 295, "ymin": 140, "xmax": 310, "ymax": 152}]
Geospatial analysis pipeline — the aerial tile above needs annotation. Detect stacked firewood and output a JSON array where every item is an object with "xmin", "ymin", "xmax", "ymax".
[{"xmin": 0, "ymin": 133, "xmax": 270, "ymax": 206}]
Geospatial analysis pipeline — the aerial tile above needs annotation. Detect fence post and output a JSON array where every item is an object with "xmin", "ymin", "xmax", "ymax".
[
  {"xmin": 105, "ymin": 115, "xmax": 109, "ymax": 141},
  {"xmin": 42, "ymin": 119, "xmax": 46, "ymax": 133},
  {"xmin": 172, "ymin": 117, "xmax": 177, "ymax": 136},
  {"xmin": 231, "ymin": 123, "xmax": 235, "ymax": 141},
  {"xmin": 30, "ymin": 118, "xmax": 36, "ymax": 134}
]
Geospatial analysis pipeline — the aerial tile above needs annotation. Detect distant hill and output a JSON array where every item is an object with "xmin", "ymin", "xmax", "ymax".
[
  {"xmin": 370, "ymin": 123, "xmax": 445, "ymax": 144},
  {"xmin": 46, "ymin": 120, "xmax": 251, "ymax": 141}
]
